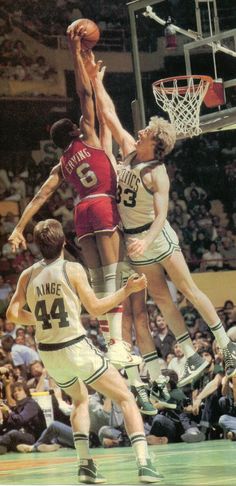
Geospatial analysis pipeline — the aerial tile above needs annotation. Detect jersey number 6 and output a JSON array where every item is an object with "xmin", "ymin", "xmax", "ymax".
[{"xmin": 76, "ymin": 162, "xmax": 98, "ymax": 188}]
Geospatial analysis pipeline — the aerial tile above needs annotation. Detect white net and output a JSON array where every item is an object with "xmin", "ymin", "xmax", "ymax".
[{"xmin": 153, "ymin": 77, "xmax": 212, "ymax": 137}]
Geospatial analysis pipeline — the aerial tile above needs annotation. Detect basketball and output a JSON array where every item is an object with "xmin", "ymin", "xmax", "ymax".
[{"xmin": 75, "ymin": 18, "xmax": 100, "ymax": 49}]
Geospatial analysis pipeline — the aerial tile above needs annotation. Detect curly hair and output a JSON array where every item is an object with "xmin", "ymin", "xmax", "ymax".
[
  {"xmin": 147, "ymin": 116, "xmax": 176, "ymax": 161},
  {"xmin": 50, "ymin": 118, "xmax": 76, "ymax": 149}
]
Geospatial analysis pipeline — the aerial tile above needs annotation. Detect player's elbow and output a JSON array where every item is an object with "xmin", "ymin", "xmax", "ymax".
[
  {"xmin": 6, "ymin": 306, "xmax": 16, "ymax": 323},
  {"xmin": 86, "ymin": 301, "xmax": 103, "ymax": 318}
]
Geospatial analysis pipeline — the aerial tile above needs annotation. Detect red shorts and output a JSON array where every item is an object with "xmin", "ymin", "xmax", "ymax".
[{"xmin": 74, "ymin": 196, "xmax": 120, "ymax": 240}]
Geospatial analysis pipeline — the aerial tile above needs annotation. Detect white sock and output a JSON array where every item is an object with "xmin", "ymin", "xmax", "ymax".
[
  {"xmin": 73, "ymin": 432, "xmax": 90, "ymax": 462},
  {"xmin": 142, "ymin": 351, "xmax": 161, "ymax": 381},
  {"xmin": 126, "ymin": 366, "xmax": 144, "ymax": 388},
  {"xmin": 176, "ymin": 333, "xmax": 195, "ymax": 358},
  {"xmin": 88, "ymin": 267, "xmax": 110, "ymax": 345},
  {"xmin": 129, "ymin": 432, "xmax": 149, "ymax": 466},
  {"xmin": 103, "ymin": 263, "xmax": 123, "ymax": 341},
  {"xmin": 210, "ymin": 321, "xmax": 230, "ymax": 348}
]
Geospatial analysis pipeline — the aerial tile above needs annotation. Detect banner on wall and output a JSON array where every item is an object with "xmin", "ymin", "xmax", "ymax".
[{"xmin": 32, "ymin": 391, "xmax": 54, "ymax": 427}]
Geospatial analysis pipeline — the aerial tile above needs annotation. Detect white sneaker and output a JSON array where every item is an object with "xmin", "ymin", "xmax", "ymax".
[
  {"xmin": 17, "ymin": 444, "xmax": 34, "ymax": 453},
  {"xmin": 106, "ymin": 339, "xmax": 142, "ymax": 368},
  {"xmin": 37, "ymin": 444, "xmax": 61, "ymax": 452}
]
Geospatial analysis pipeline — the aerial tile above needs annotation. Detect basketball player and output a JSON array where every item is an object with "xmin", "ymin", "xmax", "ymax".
[
  {"xmin": 81, "ymin": 48, "xmax": 236, "ymax": 385},
  {"xmin": 6, "ymin": 218, "xmax": 161, "ymax": 483},
  {"xmin": 8, "ymin": 29, "xmax": 141, "ymax": 369}
]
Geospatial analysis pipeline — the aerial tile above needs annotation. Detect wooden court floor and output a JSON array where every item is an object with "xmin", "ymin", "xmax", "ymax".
[{"xmin": 0, "ymin": 439, "xmax": 236, "ymax": 486}]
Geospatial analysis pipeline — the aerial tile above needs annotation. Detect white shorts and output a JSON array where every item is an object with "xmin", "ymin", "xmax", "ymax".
[
  {"xmin": 39, "ymin": 336, "xmax": 109, "ymax": 389},
  {"xmin": 124, "ymin": 220, "xmax": 181, "ymax": 266}
]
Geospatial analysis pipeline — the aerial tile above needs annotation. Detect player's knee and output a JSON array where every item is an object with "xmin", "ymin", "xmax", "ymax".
[{"xmin": 116, "ymin": 388, "xmax": 136, "ymax": 410}]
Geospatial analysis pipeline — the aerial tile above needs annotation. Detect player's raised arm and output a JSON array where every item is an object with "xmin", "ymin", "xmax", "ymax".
[
  {"xmin": 67, "ymin": 24, "xmax": 99, "ymax": 147},
  {"xmin": 8, "ymin": 164, "xmax": 63, "ymax": 252},
  {"xmin": 91, "ymin": 63, "xmax": 116, "ymax": 167},
  {"xmin": 82, "ymin": 50, "xmax": 136, "ymax": 157}
]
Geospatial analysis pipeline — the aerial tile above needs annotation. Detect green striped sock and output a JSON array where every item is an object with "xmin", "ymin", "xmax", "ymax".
[{"xmin": 129, "ymin": 432, "xmax": 149, "ymax": 466}]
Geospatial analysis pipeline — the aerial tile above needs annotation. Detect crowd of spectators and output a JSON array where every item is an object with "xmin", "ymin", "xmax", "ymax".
[
  {"xmin": 0, "ymin": 34, "xmax": 57, "ymax": 82},
  {"xmin": 0, "ymin": 288, "xmax": 236, "ymax": 454},
  {"xmin": 0, "ymin": 0, "xmax": 235, "ymax": 55},
  {"xmin": 0, "ymin": 63, "xmax": 236, "ymax": 454}
]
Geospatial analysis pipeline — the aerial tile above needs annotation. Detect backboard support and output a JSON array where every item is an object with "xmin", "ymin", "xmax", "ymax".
[{"xmin": 127, "ymin": 0, "xmax": 236, "ymax": 137}]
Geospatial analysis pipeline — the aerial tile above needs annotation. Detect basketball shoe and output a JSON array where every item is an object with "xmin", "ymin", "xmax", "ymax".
[
  {"xmin": 106, "ymin": 339, "xmax": 142, "ymax": 368},
  {"xmin": 150, "ymin": 375, "xmax": 176, "ymax": 409},
  {"xmin": 131, "ymin": 385, "xmax": 157, "ymax": 416},
  {"xmin": 177, "ymin": 352, "xmax": 208, "ymax": 387},
  {"xmin": 78, "ymin": 459, "xmax": 106, "ymax": 484},
  {"xmin": 138, "ymin": 459, "xmax": 163, "ymax": 483},
  {"xmin": 222, "ymin": 341, "xmax": 236, "ymax": 378}
]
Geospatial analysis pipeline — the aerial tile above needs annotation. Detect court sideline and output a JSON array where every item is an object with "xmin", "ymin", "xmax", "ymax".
[{"xmin": 1, "ymin": 440, "xmax": 236, "ymax": 485}]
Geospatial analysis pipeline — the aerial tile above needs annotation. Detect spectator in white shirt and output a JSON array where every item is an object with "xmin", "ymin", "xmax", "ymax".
[{"xmin": 201, "ymin": 242, "xmax": 223, "ymax": 272}]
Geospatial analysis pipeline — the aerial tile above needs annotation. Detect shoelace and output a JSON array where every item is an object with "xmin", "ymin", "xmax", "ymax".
[
  {"xmin": 157, "ymin": 383, "xmax": 170, "ymax": 400},
  {"xmin": 123, "ymin": 341, "xmax": 132, "ymax": 352},
  {"xmin": 223, "ymin": 348, "xmax": 235, "ymax": 368},
  {"xmin": 181, "ymin": 362, "xmax": 190, "ymax": 379},
  {"xmin": 137, "ymin": 387, "xmax": 149, "ymax": 402}
]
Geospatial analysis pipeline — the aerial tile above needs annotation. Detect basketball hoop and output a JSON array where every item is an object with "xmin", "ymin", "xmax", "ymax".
[{"xmin": 152, "ymin": 75, "xmax": 213, "ymax": 137}]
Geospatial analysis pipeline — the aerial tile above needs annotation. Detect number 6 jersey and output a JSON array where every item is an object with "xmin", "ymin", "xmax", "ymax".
[
  {"xmin": 60, "ymin": 138, "xmax": 120, "ymax": 240},
  {"xmin": 60, "ymin": 138, "xmax": 117, "ymax": 200},
  {"xmin": 26, "ymin": 257, "xmax": 85, "ymax": 345}
]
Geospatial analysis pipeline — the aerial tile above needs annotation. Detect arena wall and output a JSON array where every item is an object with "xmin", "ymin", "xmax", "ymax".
[{"xmin": 192, "ymin": 270, "xmax": 236, "ymax": 308}]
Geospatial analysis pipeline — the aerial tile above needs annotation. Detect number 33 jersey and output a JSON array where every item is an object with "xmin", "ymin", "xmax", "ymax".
[
  {"xmin": 60, "ymin": 139, "xmax": 117, "ymax": 200},
  {"xmin": 26, "ymin": 258, "xmax": 85, "ymax": 345},
  {"xmin": 117, "ymin": 152, "xmax": 156, "ymax": 230}
]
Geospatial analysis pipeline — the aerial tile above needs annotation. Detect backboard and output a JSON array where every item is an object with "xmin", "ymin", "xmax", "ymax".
[{"xmin": 127, "ymin": 0, "xmax": 236, "ymax": 137}]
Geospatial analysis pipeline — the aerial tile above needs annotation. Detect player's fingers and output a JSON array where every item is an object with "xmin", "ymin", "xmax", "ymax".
[
  {"xmin": 99, "ymin": 66, "xmax": 106, "ymax": 80},
  {"xmin": 128, "ymin": 272, "xmax": 140, "ymax": 281}
]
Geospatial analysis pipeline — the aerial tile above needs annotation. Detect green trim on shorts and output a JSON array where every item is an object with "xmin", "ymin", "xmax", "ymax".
[
  {"xmin": 56, "ymin": 376, "xmax": 78, "ymax": 389},
  {"xmin": 130, "ymin": 245, "xmax": 180, "ymax": 266},
  {"xmin": 84, "ymin": 358, "xmax": 109, "ymax": 385},
  {"xmin": 130, "ymin": 226, "xmax": 181, "ymax": 266},
  {"xmin": 83, "ymin": 336, "xmax": 109, "ymax": 385}
]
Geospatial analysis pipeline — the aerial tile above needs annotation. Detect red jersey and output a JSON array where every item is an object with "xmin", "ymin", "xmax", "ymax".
[{"xmin": 60, "ymin": 139, "xmax": 117, "ymax": 201}]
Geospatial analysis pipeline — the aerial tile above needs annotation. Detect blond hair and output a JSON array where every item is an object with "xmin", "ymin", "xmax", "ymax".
[
  {"xmin": 34, "ymin": 219, "xmax": 65, "ymax": 259},
  {"xmin": 148, "ymin": 116, "xmax": 176, "ymax": 160}
]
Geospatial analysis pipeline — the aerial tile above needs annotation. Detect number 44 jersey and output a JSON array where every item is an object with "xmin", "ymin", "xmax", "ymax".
[
  {"xmin": 60, "ymin": 139, "xmax": 117, "ymax": 201},
  {"xmin": 26, "ymin": 258, "xmax": 85, "ymax": 345}
]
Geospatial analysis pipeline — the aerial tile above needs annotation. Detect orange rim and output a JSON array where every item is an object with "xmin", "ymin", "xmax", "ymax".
[{"xmin": 153, "ymin": 75, "xmax": 213, "ymax": 94}]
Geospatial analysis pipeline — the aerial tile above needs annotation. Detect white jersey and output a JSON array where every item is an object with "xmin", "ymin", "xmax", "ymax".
[
  {"xmin": 117, "ymin": 151, "xmax": 157, "ymax": 230},
  {"xmin": 26, "ymin": 257, "xmax": 85, "ymax": 346}
]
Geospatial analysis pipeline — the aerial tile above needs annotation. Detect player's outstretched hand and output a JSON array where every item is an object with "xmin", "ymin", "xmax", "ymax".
[
  {"xmin": 125, "ymin": 273, "xmax": 147, "ymax": 294},
  {"xmin": 82, "ymin": 50, "xmax": 106, "ymax": 80},
  {"xmin": 67, "ymin": 20, "xmax": 86, "ymax": 40},
  {"xmin": 66, "ymin": 22, "xmax": 87, "ymax": 53},
  {"xmin": 8, "ymin": 229, "xmax": 27, "ymax": 253}
]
